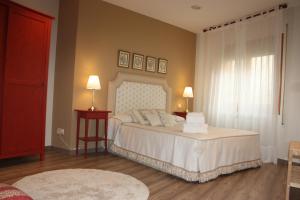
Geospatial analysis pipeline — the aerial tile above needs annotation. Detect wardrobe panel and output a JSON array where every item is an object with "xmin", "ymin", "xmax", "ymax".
[
  {"xmin": 0, "ymin": 1, "xmax": 8, "ymax": 155},
  {"xmin": 1, "ymin": 85, "xmax": 43, "ymax": 154},
  {"xmin": 1, "ymin": 3, "xmax": 52, "ymax": 158}
]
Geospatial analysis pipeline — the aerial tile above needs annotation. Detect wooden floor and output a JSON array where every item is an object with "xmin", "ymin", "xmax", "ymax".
[{"xmin": 0, "ymin": 148, "xmax": 299, "ymax": 200}]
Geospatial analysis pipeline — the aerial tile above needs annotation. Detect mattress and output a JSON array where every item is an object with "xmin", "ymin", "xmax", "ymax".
[{"xmin": 108, "ymin": 118, "xmax": 262, "ymax": 182}]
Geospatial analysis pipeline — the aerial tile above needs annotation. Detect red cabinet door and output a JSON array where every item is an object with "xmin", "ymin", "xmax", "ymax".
[
  {"xmin": 1, "ymin": 4, "xmax": 51, "ymax": 157},
  {"xmin": 0, "ymin": 2, "xmax": 8, "ymax": 155}
]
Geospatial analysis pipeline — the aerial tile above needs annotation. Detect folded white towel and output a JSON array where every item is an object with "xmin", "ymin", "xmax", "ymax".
[
  {"xmin": 183, "ymin": 123, "xmax": 208, "ymax": 134},
  {"xmin": 183, "ymin": 122, "xmax": 203, "ymax": 129},
  {"xmin": 186, "ymin": 115, "xmax": 205, "ymax": 124},
  {"xmin": 187, "ymin": 112, "xmax": 204, "ymax": 117},
  {"xmin": 186, "ymin": 112, "xmax": 206, "ymax": 124}
]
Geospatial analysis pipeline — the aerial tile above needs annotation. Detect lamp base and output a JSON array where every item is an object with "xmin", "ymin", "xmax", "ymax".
[
  {"xmin": 88, "ymin": 106, "xmax": 96, "ymax": 111},
  {"xmin": 185, "ymin": 98, "xmax": 189, "ymax": 113}
]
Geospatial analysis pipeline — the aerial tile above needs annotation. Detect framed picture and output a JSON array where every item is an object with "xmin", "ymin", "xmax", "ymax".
[
  {"xmin": 146, "ymin": 56, "xmax": 156, "ymax": 72},
  {"xmin": 158, "ymin": 58, "xmax": 168, "ymax": 74},
  {"xmin": 132, "ymin": 53, "xmax": 144, "ymax": 70},
  {"xmin": 118, "ymin": 50, "xmax": 130, "ymax": 68}
]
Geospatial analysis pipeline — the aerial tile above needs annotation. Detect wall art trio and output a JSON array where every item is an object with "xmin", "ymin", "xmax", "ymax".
[{"xmin": 118, "ymin": 50, "xmax": 167, "ymax": 74}]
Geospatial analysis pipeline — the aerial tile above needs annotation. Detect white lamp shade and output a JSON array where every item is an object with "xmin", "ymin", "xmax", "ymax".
[
  {"xmin": 183, "ymin": 86, "xmax": 193, "ymax": 98},
  {"xmin": 86, "ymin": 75, "xmax": 101, "ymax": 90}
]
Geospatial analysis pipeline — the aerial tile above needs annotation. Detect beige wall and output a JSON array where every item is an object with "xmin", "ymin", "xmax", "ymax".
[
  {"xmin": 53, "ymin": 0, "xmax": 196, "ymax": 149},
  {"xmin": 52, "ymin": 0, "xmax": 79, "ymax": 149}
]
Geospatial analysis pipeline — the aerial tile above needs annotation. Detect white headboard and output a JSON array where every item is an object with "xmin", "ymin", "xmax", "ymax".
[{"xmin": 107, "ymin": 72, "xmax": 172, "ymax": 115}]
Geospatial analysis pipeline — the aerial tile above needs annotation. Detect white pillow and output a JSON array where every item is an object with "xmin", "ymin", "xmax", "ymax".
[
  {"xmin": 140, "ymin": 109, "xmax": 157, "ymax": 119},
  {"xmin": 144, "ymin": 112, "xmax": 162, "ymax": 126},
  {"xmin": 159, "ymin": 112, "xmax": 177, "ymax": 127},
  {"xmin": 174, "ymin": 115, "xmax": 185, "ymax": 122},
  {"xmin": 130, "ymin": 109, "xmax": 149, "ymax": 125},
  {"xmin": 114, "ymin": 113, "xmax": 133, "ymax": 123}
]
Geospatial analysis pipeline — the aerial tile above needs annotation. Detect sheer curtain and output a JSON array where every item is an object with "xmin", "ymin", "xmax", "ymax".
[{"xmin": 194, "ymin": 12, "xmax": 283, "ymax": 163}]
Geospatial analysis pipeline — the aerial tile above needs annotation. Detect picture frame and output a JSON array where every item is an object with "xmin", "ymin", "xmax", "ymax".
[
  {"xmin": 132, "ymin": 53, "xmax": 144, "ymax": 70},
  {"xmin": 146, "ymin": 56, "xmax": 156, "ymax": 72},
  {"xmin": 158, "ymin": 58, "xmax": 168, "ymax": 74},
  {"xmin": 118, "ymin": 50, "xmax": 130, "ymax": 68}
]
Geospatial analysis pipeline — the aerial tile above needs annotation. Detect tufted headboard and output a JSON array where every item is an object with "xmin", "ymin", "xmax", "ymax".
[{"xmin": 107, "ymin": 72, "xmax": 172, "ymax": 115}]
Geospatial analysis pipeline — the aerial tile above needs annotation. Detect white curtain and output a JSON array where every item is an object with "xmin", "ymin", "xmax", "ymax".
[{"xmin": 194, "ymin": 12, "xmax": 284, "ymax": 163}]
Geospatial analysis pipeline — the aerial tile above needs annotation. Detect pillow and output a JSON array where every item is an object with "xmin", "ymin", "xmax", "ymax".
[
  {"xmin": 143, "ymin": 112, "xmax": 162, "ymax": 126},
  {"xmin": 139, "ymin": 109, "xmax": 151, "ymax": 120},
  {"xmin": 114, "ymin": 113, "xmax": 133, "ymax": 123},
  {"xmin": 174, "ymin": 115, "xmax": 185, "ymax": 122},
  {"xmin": 130, "ymin": 110, "xmax": 149, "ymax": 125},
  {"xmin": 139, "ymin": 109, "xmax": 158, "ymax": 120},
  {"xmin": 156, "ymin": 109, "xmax": 166, "ymax": 114},
  {"xmin": 159, "ymin": 112, "xmax": 177, "ymax": 127},
  {"xmin": 0, "ymin": 183, "xmax": 32, "ymax": 200}
]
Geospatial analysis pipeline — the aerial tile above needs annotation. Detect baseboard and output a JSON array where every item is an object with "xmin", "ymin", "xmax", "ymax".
[
  {"xmin": 46, "ymin": 146, "xmax": 106, "ymax": 155},
  {"xmin": 277, "ymin": 158, "xmax": 287, "ymax": 165},
  {"xmin": 278, "ymin": 158, "xmax": 300, "ymax": 165}
]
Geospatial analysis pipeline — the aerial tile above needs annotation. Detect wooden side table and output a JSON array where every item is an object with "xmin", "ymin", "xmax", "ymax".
[
  {"xmin": 286, "ymin": 141, "xmax": 300, "ymax": 200},
  {"xmin": 173, "ymin": 111, "xmax": 187, "ymax": 119},
  {"xmin": 75, "ymin": 110, "xmax": 111, "ymax": 158}
]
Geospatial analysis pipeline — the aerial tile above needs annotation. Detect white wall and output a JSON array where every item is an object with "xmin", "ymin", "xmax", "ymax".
[
  {"xmin": 277, "ymin": 5, "xmax": 300, "ymax": 160},
  {"xmin": 11, "ymin": 0, "xmax": 59, "ymax": 146}
]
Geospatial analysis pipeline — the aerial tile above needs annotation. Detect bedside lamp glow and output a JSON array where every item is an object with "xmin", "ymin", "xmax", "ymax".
[
  {"xmin": 183, "ymin": 86, "xmax": 193, "ymax": 112},
  {"xmin": 86, "ymin": 75, "xmax": 101, "ymax": 111}
]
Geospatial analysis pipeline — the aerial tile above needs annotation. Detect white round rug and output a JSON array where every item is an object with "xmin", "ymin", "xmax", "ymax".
[{"xmin": 13, "ymin": 169, "xmax": 149, "ymax": 200}]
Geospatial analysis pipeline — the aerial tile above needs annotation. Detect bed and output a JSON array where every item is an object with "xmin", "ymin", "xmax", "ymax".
[{"xmin": 107, "ymin": 72, "xmax": 262, "ymax": 183}]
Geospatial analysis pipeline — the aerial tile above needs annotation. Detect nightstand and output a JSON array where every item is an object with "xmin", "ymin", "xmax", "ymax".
[
  {"xmin": 75, "ymin": 110, "xmax": 111, "ymax": 158},
  {"xmin": 286, "ymin": 141, "xmax": 300, "ymax": 200},
  {"xmin": 173, "ymin": 111, "xmax": 187, "ymax": 119}
]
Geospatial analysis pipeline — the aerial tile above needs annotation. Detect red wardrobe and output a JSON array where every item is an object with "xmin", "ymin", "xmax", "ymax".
[{"xmin": 0, "ymin": 0, "xmax": 52, "ymax": 160}]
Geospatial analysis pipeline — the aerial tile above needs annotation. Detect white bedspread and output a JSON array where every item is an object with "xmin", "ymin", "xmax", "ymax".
[{"xmin": 108, "ymin": 118, "xmax": 261, "ymax": 180}]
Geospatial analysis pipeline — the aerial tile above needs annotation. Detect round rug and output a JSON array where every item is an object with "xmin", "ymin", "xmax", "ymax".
[{"xmin": 13, "ymin": 169, "xmax": 149, "ymax": 200}]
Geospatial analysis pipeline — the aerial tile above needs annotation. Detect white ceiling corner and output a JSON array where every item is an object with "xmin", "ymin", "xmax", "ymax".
[{"xmin": 103, "ymin": 0, "xmax": 289, "ymax": 33}]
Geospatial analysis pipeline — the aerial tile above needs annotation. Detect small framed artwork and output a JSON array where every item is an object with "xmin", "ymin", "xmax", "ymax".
[
  {"xmin": 132, "ymin": 53, "xmax": 144, "ymax": 70},
  {"xmin": 158, "ymin": 58, "xmax": 168, "ymax": 74},
  {"xmin": 118, "ymin": 50, "xmax": 130, "ymax": 68},
  {"xmin": 146, "ymin": 56, "xmax": 156, "ymax": 72}
]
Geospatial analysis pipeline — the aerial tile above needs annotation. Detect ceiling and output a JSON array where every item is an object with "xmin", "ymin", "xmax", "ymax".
[{"xmin": 103, "ymin": 0, "xmax": 294, "ymax": 33}]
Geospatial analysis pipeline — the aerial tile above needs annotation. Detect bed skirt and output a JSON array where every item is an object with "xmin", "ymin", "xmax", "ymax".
[{"xmin": 110, "ymin": 144, "xmax": 262, "ymax": 183}]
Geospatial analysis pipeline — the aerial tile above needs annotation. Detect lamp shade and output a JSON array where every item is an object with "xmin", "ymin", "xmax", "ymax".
[
  {"xmin": 86, "ymin": 75, "xmax": 101, "ymax": 90},
  {"xmin": 183, "ymin": 86, "xmax": 193, "ymax": 98}
]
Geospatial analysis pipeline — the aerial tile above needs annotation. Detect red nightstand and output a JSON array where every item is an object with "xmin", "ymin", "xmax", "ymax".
[
  {"xmin": 173, "ymin": 111, "xmax": 187, "ymax": 119},
  {"xmin": 75, "ymin": 110, "xmax": 111, "ymax": 158}
]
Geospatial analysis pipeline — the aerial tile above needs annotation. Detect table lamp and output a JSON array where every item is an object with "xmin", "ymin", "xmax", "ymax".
[
  {"xmin": 86, "ymin": 75, "xmax": 101, "ymax": 111},
  {"xmin": 183, "ymin": 86, "xmax": 193, "ymax": 112}
]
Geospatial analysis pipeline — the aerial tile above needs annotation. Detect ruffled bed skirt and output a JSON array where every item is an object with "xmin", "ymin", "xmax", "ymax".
[{"xmin": 110, "ymin": 144, "xmax": 262, "ymax": 183}]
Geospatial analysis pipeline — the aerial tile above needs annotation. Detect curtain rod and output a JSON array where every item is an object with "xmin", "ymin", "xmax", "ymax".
[{"xmin": 203, "ymin": 3, "xmax": 288, "ymax": 33}]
